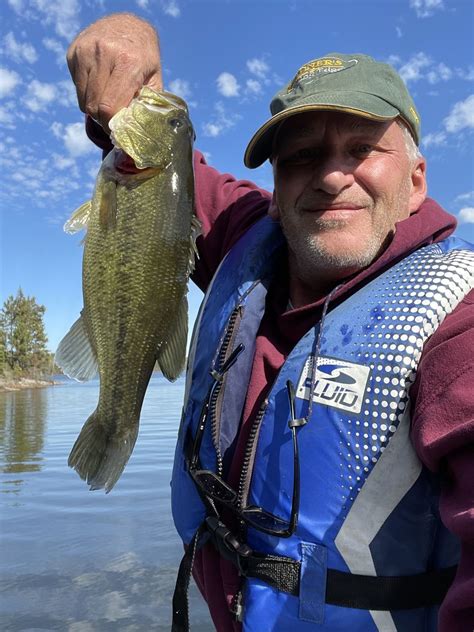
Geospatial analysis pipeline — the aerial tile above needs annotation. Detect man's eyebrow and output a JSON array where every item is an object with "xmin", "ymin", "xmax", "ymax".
[{"xmin": 347, "ymin": 118, "xmax": 386, "ymax": 133}]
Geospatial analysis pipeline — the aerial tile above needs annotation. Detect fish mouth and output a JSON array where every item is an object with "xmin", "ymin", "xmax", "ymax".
[{"xmin": 114, "ymin": 151, "xmax": 149, "ymax": 175}]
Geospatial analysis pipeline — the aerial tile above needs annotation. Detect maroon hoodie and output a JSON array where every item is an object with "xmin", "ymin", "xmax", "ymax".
[{"xmin": 87, "ymin": 121, "xmax": 474, "ymax": 631}]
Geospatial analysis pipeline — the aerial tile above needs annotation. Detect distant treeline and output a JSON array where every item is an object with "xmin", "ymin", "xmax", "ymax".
[{"xmin": 0, "ymin": 288, "xmax": 55, "ymax": 380}]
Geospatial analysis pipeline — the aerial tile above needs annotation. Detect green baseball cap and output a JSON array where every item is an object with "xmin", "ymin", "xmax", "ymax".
[{"xmin": 244, "ymin": 53, "xmax": 421, "ymax": 169}]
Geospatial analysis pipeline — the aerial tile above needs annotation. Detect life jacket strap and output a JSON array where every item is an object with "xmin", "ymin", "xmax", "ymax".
[
  {"xmin": 171, "ymin": 518, "xmax": 457, "ymax": 631},
  {"xmin": 205, "ymin": 517, "xmax": 457, "ymax": 611}
]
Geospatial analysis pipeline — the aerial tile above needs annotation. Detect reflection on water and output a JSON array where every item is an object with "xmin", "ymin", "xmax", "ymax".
[
  {"xmin": 0, "ymin": 376, "xmax": 213, "ymax": 631},
  {"xmin": 0, "ymin": 388, "xmax": 48, "ymax": 485}
]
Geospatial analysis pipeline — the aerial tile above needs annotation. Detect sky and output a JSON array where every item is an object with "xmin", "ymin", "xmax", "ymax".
[{"xmin": 1, "ymin": 0, "xmax": 473, "ymax": 353}]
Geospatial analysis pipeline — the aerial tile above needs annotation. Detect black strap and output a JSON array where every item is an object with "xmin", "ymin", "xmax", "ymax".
[
  {"xmin": 206, "ymin": 517, "xmax": 457, "ymax": 611},
  {"xmin": 326, "ymin": 566, "xmax": 457, "ymax": 610},
  {"xmin": 172, "ymin": 519, "xmax": 457, "ymax": 631},
  {"xmin": 171, "ymin": 524, "xmax": 206, "ymax": 632}
]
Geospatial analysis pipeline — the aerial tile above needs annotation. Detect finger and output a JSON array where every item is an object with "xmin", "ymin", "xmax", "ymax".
[
  {"xmin": 67, "ymin": 47, "xmax": 90, "ymax": 114},
  {"xmin": 95, "ymin": 59, "xmax": 148, "ymax": 131},
  {"xmin": 144, "ymin": 71, "xmax": 163, "ymax": 93},
  {"xmin": 83, "ymin": 55, "xmax": 117, "ymax": 126}
]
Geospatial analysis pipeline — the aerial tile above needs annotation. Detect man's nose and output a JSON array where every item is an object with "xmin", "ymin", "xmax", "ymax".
[{"xmin": 310, "ymin": 154, "xmax": 355, "ymax": 195}]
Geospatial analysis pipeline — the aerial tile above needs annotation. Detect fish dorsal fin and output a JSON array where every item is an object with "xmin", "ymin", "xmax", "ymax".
[
  {"xmin": 157, "ymin": 297, "xmax": 188, "ymax": 381},
  {"xmin": 55, "ymin": 314, "xmax": 98, "ymax": 381},
  {"xmin": 64, "ymin": 200, "xmax": 93, "ymax": 234}
]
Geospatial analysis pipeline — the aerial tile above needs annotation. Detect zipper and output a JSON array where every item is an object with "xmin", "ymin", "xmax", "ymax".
[
  {"xmin": 230, "ymin": 589, "xmax": 244, "ymax": 622},
  {"xmin": 237, "ymin": 398, "xmax": 268, "ymax": 511},
  {"xmin": 209, "ymin": 305, "xmax": 243, "ymax": 477}
]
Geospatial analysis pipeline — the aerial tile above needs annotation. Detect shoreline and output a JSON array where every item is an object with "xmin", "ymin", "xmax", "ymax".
[{"xmin": 0, "ymin": 377, "xmax": 59, "ymax": 392}]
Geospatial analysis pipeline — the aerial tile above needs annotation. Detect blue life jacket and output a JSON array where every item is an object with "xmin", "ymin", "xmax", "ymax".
[{"xmin": 171, "ymin": 217, "xmax": 474, "ymax": 631}]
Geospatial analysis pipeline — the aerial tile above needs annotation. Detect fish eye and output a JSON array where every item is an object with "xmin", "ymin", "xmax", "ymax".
[{"xmin": 169, "ymin": 118, "xmax": 183, "ymax": 129}]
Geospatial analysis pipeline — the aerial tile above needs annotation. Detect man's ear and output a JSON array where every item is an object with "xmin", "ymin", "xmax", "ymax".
[
  {"xmin": 268, "ymin": 192, "xmax": 280, "ymax": 220},
  {"xmin": 409, "ymin": 157, "xmax": 427, "ymax": 214}
]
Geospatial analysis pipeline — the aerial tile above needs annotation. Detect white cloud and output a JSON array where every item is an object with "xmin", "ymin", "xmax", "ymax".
[
  {"xmin": 168, "ymin": 78, "xmax": 192, "ymax": 101},
  {"xmin": 423, "ymin": 95, "xmax": 474, "ymax": 151},
  {"xmin": 455, "ymin": 191, "xmax": 474, "ymax": 204},
  {"xmin": 7, "ymin": 0, "xmax": 25, "ymax": 10},
  {"xmin": 2, "ymin": 32, "xmax": 38, "ymax": 64},
  {"xmin": 162, "ymin": 0, "xmax": 180, "ymax": 18},
  {"xmin": 51, "ymin": 121, "xmax": 95, "ymax": 157},
  {"xmin": 396, "ymin": 26, "xmax": 403, "ymax": 38},
  {"xmin": 25, "ymin": 79, "xmax": 57, "ymax": 111},
  {"xmin": 0, "ymin": 67, "xmax": 21, "ymax": 98},
  {"xmin": 247, "ymin": 58, "xmax": 270, "ymax": 79},
  {"xmin": 22, "ymin": 79, "xmax": 77, "ymax": 112},
  {"xmin": 422, "ymin": 131, "xmax": 447, "ymax": 148},
  {"xmin": 409, "ymin": 0, "xmax": 444, "ymax": 18},
  {"xmin": 398, "ymin": 52, "xmax": 431, "ymax": 83},
  {"xmin": 216, "ymin": 72, "xmax": 240, "ymax": 97},
  {"xmin": 426, "ymin": 62, "xmax": 452, "ymax": 84},
  {"xmin": 136, "ymin": 0, "xmax": 149, "ymax": 7},
  {"xmin": 8, "ymin": 0, "xmax": 81, "ymax": 40},
  {"xmin": 202, "ymin": 102, "xmax": 241, "ymax": 138},
  {"xmin": 52, "ymin": 153, "xmax": 76, "ymax": 171},
  {"xmin": 0, "ymin": 105, "xmax": 15, "ymax": 127},
  {"xmin": 457, "ymin": 67, "xmax": 474, "ymax": 81},
  {"xmin": 444, "ymin": 95, "xmax": 474, "ymax": 133},
  {"xmin": 458, "ymin": 207, "xmax": 474, "ymax": 224},
  {"xmin": 43, "ymin": 38, "xmax": 66, "ymax": 66},
  {"xmin": 246, "ymin": 78, "xmax": 262, "ymax": 95},
  {"xmin": 57, "ymin": 79, "xmax": 78, "ymax": 108}
]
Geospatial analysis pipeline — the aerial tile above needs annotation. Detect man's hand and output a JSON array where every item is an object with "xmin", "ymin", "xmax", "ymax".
[{"xmin": 67, "ymin": 13, "xmax": 163, "ymax": 132}]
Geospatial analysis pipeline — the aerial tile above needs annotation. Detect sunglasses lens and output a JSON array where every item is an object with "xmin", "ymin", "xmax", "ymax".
[
  {"xmin": 193, "ymin": 470, "xmax": 238, "ymax": 503},
  {"xmin": 242, "ymin": 506, "xmax": 290, "ymax": 534}
]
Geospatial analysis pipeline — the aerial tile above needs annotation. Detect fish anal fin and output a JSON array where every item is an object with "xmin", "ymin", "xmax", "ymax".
[
  {"xmin": 157, "ymin": 297, "xmax": 188, "ymax": 381},
  {"xmin": 55, "ymin": 314, "xmax": 98, "ymax": 381}
]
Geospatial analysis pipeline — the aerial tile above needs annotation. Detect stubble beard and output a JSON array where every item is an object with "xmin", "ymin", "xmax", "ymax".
[{"xmin": 280, "ymin": 183, "xmax": 412, "ymax": 290}]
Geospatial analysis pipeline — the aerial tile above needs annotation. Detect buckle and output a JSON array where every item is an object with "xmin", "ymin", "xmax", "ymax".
[{"xmin": 205, "ymin": 516, "xmax": 252, "ymax": 574}]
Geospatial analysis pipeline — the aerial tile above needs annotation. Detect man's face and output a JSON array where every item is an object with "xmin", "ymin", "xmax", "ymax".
[{"xmin": 271, "ymin": 111, "xmax": 426, "ymax": 300}]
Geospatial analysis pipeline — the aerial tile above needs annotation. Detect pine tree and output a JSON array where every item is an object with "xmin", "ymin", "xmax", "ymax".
[{"xmin": 1, "ymin": 289, "xmax": 50, "ymax": 378}]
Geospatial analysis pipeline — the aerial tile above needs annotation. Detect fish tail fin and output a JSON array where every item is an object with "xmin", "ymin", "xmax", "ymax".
[{"xmin": 68, "ymin": 411, "xmax": 139, "ymax": 493}]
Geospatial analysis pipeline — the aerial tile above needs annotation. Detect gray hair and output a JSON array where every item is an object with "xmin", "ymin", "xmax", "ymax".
[{"xmin": 396, "ymin": 119, "xmax": 422, "ymax": 163}]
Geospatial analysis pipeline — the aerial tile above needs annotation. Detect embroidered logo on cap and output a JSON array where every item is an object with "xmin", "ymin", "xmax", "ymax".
[
  {"xmin": 296, "ymin": 356, "xmax": 371, "ymax": 414},
  {"xmin": 288, "ymin": 57, "xmax": 359, "ymax": 92}
]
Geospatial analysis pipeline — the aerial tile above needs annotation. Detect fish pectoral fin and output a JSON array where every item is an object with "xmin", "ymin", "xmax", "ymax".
[
  {"xmin": 55, "ymin": 314, "xmax": 98, "ymax": 381},
  {"xmin": 99, "ymin": 180, "xmax": 117, "ymax": 229},
  {"xmin": 68, "ymin": 411, "xmax": 139, "ymax": 493},
  {"xmin": 64, "ymin": 200, "xmax": 93, "ymax": 234},
  {"xmin": 157, "ymin": 297, "xmax": 188, "ymax": 382}
]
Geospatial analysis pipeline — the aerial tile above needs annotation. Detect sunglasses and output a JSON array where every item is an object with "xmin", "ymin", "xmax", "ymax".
[{"xmin": 189, "ymin": 343, "xmax": 306, "ymax": 538}]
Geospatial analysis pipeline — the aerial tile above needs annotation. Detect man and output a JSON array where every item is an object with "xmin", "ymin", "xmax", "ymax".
[{"xmin": 68, "ymin": 13, "xmax": 474, "ymax": 632}]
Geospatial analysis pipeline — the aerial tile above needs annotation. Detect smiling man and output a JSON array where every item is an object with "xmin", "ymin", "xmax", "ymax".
[
  {"xmin": 269, "ymin": 111, "xmax": 427, "ymax": 304},
  {"xmin": 68, "ymin": 14, "xmax": 474, "ymax": 632}
]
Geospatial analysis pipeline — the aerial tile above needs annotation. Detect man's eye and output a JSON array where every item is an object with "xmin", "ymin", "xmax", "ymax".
[
  {"xmin": 281, "ymin": 148, "xmax": 317, "ymax": 164},
  {"xmin": 355, "ymin": 144, "xmax": 374, "ymax": 155}
]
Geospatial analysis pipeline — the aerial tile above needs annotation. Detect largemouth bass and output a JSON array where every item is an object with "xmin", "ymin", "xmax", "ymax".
[{"xmin": 55, "ymin": 88, "xmax": 199, "ymax": 493}]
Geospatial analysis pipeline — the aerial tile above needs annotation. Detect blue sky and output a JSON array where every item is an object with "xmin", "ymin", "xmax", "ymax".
[{"xmin": 1, "ymin": 0, "xmax": 473, "ymax": 353}]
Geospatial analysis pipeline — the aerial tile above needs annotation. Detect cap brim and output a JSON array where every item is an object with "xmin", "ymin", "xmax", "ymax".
[{"xmin": 244, "ymin": 92, "xmax": 400, "ymax": 168}]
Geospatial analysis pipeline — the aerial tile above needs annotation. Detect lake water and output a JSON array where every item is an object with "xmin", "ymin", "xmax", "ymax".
[{"xmin": 0, "ymin": 376, "xmax": 214, "ymax": 631}]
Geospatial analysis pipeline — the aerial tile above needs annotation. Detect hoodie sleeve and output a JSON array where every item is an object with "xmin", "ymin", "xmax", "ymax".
[
  {"xmin": 410, "ymin": 290, "xmax": 474, "ymax": 630},
  {"xmin": 86, "ymin": 116, "xmax": 271, "ymax": 292}
]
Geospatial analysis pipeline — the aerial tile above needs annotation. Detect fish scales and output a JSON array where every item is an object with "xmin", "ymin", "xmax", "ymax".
[{"xmin": 55, "ymin": 88, "xmax": 198, "ymax": 492}]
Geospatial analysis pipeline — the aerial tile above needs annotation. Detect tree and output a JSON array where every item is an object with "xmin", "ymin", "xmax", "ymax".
[{"xmin": 1, "ymin": 288, "xmax": 50, "ymax": 377}]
